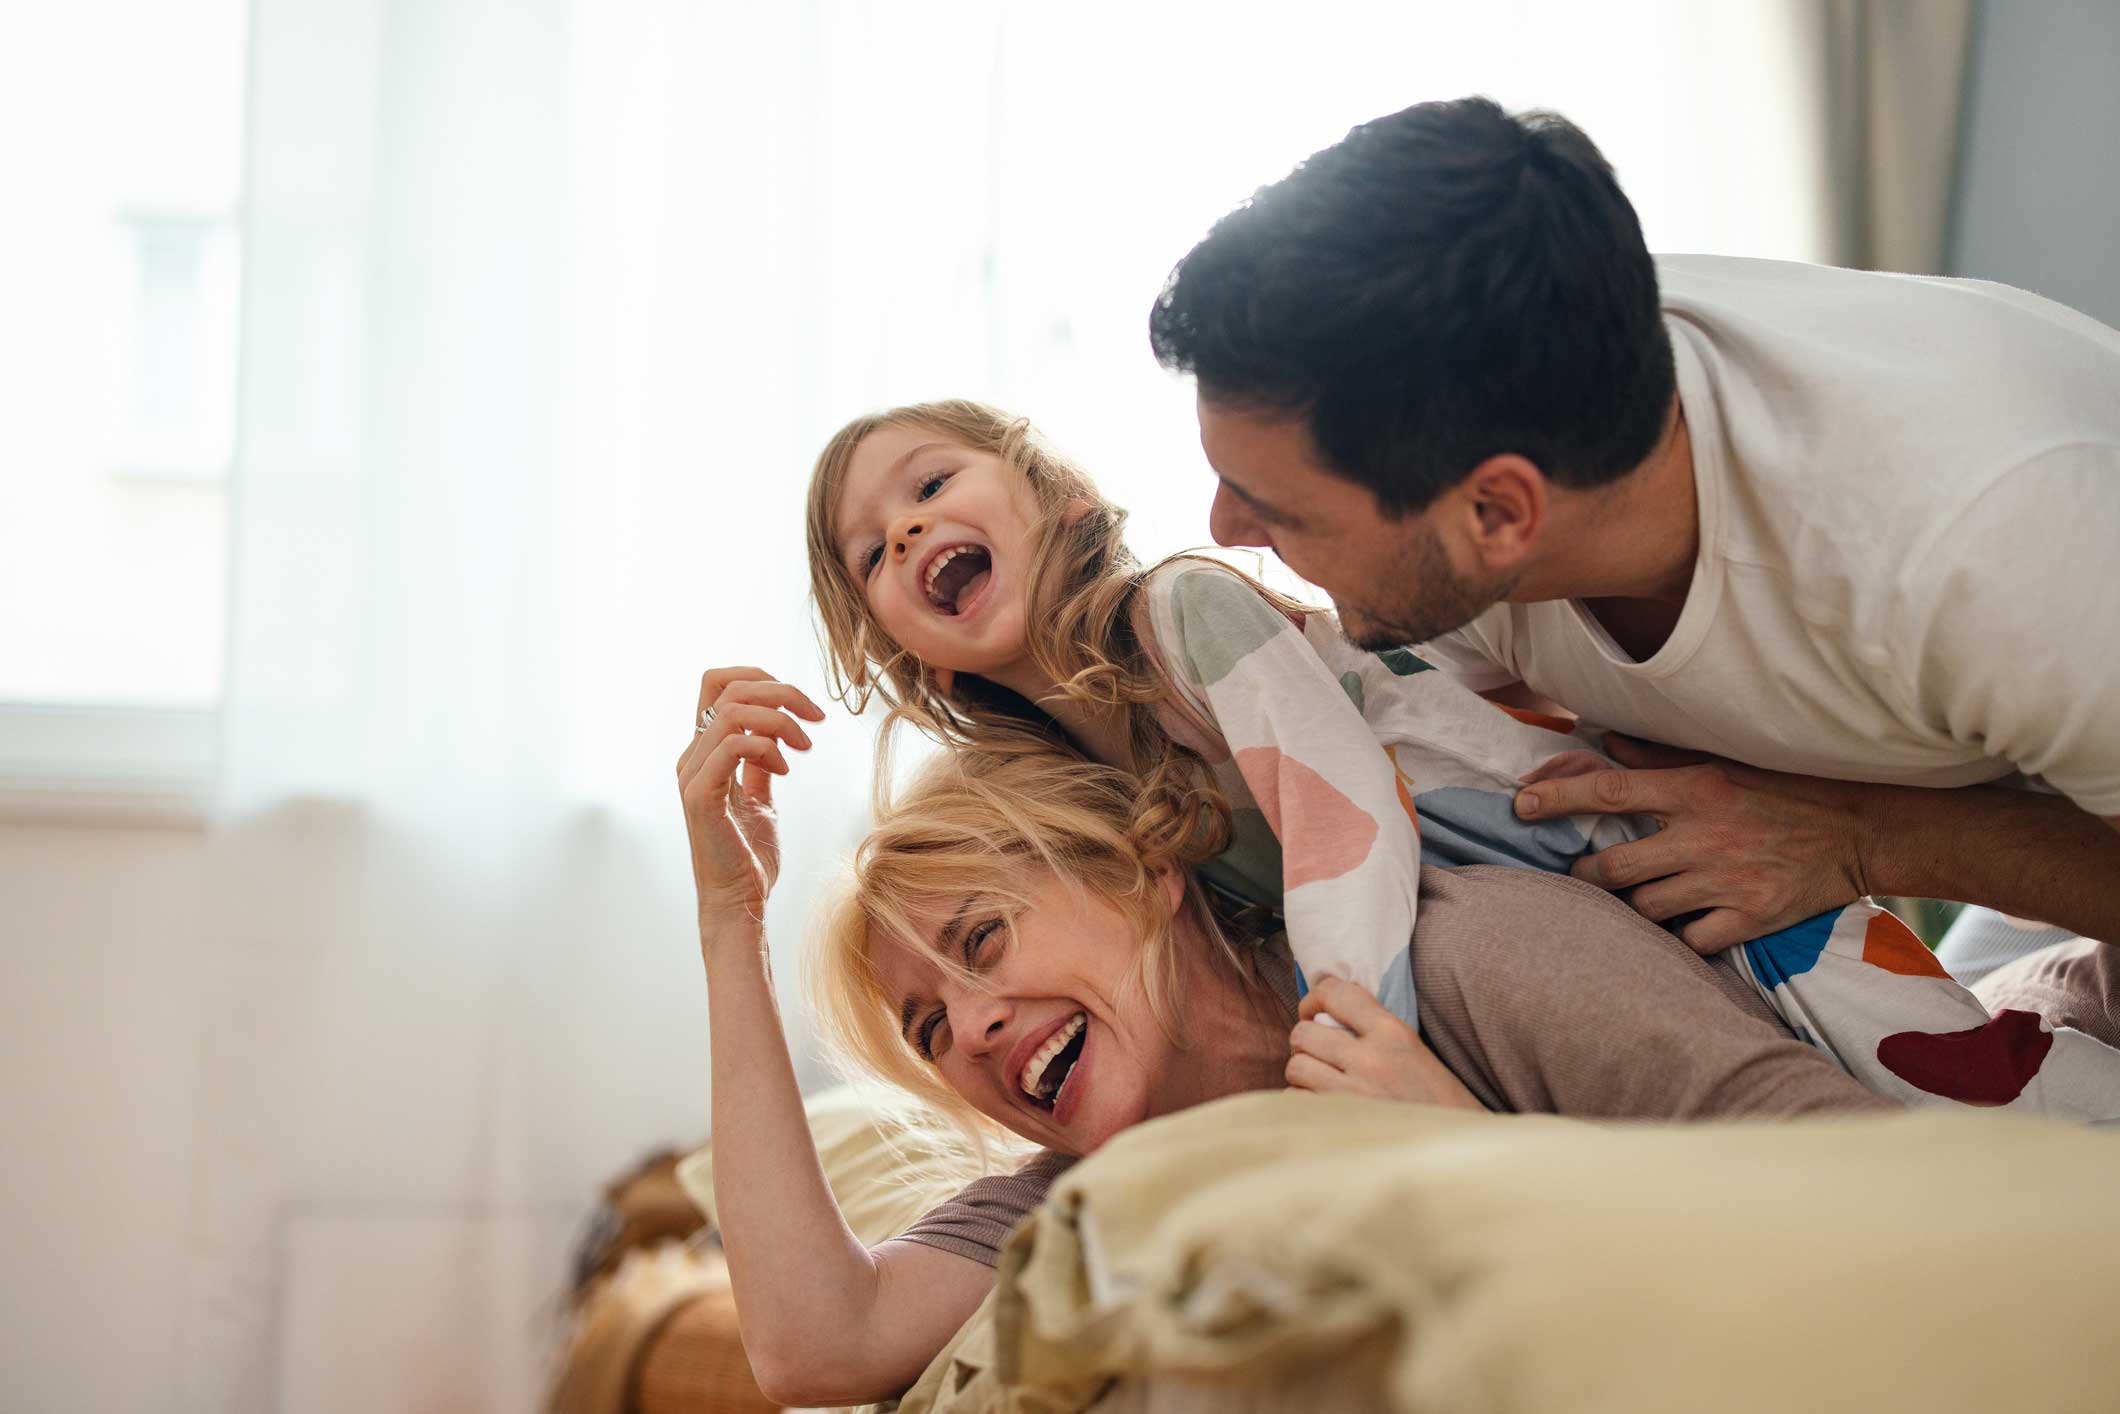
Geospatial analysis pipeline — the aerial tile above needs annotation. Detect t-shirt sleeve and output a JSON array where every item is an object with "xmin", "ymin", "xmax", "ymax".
[
  {"xmin": 1145, "ymin": 561, "xmax": 1425, "ymax": 996},
  {"xmin": 1901, "ymin": 444, "xmax": 2120, "ymax": 815},
  {"xmin": 889, "ymin": 1149, "xmax": 1076, "ymax": 1268},
  {"xmin": 1416, "ymin": 619, "xmax": 1520, "ymax": 692}
]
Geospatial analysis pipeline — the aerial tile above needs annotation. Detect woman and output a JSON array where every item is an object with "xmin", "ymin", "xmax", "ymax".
[{"xmin": 676, "ymin": 667, "xmax": 1892, "ymax": 1407}]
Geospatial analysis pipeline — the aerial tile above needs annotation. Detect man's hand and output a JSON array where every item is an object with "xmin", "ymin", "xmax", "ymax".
[{"xmin": 1513, "ymin": 734, "xmax": 1874, "ymax": 954}]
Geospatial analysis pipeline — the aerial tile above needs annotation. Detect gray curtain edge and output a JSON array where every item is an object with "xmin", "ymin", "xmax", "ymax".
[{"xmin": 1818, "ymin": 0, "xmax": 1979, "ymax": 275}]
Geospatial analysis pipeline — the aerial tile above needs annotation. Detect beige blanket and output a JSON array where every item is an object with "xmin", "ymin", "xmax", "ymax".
[{"xmin": 900, "ymin": 1092, "xmax": 2120, "ymax": 1413}]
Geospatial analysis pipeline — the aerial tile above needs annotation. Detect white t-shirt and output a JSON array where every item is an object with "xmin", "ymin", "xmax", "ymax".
[{"xmin": 1423, "ymin": 254, "xmax": 2120, "ymax": 816}]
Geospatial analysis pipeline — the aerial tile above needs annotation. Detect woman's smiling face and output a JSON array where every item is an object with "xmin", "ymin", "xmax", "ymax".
[
  {"xmin": 831, "ymin": 424, "xmax": 1042, "ymax": 680},
  {"xmin": 868, "ymin": 869, "xmax": 1187, "ymax": 1156}
]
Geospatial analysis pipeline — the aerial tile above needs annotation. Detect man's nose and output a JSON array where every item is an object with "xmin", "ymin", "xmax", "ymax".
[
  {"xmin": 1208, "ymin": 483, "xmax": 1267, "ymax": 549},
  {"xmin": 887, "ymin": 516, "xmax": 930, "ymax": 563}
]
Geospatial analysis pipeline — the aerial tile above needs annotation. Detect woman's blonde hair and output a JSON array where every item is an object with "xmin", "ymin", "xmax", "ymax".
[
  {"xmin": 805, "ymin": 735, "xmax": 1276, "ymax": 1154},
  {"xmin": 804, "ymin": 398, "xmax": 1302, "ymax": 860}
]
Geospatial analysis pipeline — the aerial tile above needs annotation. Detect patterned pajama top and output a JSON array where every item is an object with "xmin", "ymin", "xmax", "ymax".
[{"xmin": 1142, "ymin": 559, "xmax": 2120, "ymax": 1117}]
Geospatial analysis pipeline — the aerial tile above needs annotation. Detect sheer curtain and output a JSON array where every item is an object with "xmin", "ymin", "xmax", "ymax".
[{"xmin": 193, "ymin": 2, "xmax": 1839, "ymax": 1407}]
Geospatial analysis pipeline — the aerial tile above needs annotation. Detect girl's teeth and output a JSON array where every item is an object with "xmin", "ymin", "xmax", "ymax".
[
  {"xmin": 1020, "ymin": 1013, "xmax": 1085, "ymax": 1098},
  {"xmin": 925, "ymin": 547, "xmax": 964, "ymax": 598}
]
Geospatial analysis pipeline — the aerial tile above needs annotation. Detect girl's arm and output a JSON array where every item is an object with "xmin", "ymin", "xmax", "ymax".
[
  {"xmin": 1146, "ymin": 564, "xmax": 1424, "ymax": 1006},
  {"xmin": 679, "ymin": 668, "xmax": 992, "ymax": 1405}
]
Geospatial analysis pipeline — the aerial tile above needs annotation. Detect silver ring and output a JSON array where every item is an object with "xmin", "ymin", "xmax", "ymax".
[{"xmin": 697, "ymin": 706, "xmax": 717, "ymax": 734}]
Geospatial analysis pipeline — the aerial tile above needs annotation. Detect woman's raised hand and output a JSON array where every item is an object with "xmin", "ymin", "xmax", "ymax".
[{"xmin": 675, "ymin": 666, "xmax": 829, "ymax": 928}]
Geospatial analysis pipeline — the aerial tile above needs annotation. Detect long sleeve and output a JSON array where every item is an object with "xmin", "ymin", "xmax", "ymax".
[{"xmin": 1146, "ymin": 562, "xmax": 1424, "ymax": 1006}]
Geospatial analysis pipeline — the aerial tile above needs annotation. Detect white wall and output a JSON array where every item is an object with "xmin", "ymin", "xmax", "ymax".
[
  {"xmin": 1, "ymin": 823, "xmax": 207, "ymax": 1412},
  {"xmin": 1949, "ymin": 0, "xmax": 2120, "ymax": 324},
  {"xmin": 1, "ymin": 810, "xmax": 711, "ymax": 1413}
]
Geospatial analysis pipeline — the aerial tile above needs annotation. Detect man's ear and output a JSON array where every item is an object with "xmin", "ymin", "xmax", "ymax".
[{"xmin": 1454, "ymin": 454, "xmax": 1546, "ymax": 573}]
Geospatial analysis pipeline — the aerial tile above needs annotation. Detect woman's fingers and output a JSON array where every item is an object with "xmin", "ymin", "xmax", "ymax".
[
  {"xmin": 683, "ymin": 731, "xmax": 790, "ymax": 814},
  {"xmin": 717, "ymin": 677, "xmax": 828, "ymax": 724},
  {"xmin": 678, "ymin": 671, "xmax": 823, "ymax": 795},
  {"xmin": 698, "ymin": 665, "xmax": 766, "ymax": 717},
  {"xmin": 737, "ymin": 750, "xmax": 780, "ymax": 807},
  {"xmin": 710, "ymin": 702, "xmax": 815, "ymax": 753},
  {"xmin": 677, "ymin": 674, "xmax": 810, "ymax": 922},
  {"xmin": 700, "ymin": 668, "xmax": 827, "ymax": 723}
]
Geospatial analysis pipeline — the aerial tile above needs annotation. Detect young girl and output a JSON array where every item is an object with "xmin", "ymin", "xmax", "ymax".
[{"xmin": 807, "ymin": 398, "xmax": 2120, "ymax": 1117}]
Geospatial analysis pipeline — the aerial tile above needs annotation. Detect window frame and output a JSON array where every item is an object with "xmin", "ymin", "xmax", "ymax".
[{"xmin": 0, "ymin": 701, "xmax": 216, "ymax": 826}]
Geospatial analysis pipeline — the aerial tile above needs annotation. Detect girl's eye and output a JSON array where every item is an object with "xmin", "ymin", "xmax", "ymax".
[
  {"xmin": 917, "ymin": 1010, "xmax": 948, "ymax": 1062},
  {"xmin": 915, "ymin": 473, "xmax": 948, "ymax": 502},
  {"xmin": 861, "ymin": 544, "xmax": 882, "ymax": 575}
]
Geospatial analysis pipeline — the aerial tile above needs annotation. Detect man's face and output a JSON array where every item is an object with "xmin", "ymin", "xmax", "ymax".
[{"xmin": 1195, "ymin": 395, "xmax": 1510, "ymax": 649}]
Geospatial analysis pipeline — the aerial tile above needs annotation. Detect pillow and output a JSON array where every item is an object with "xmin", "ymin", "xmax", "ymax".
[
  {"xmin": 676, "ymin": 1083, "xmax": 989, "ymax": 1250},
  {"xmin": 546, "ymin": 1241, "xmax": 728, "ymax": 1414},
  {"xmin": 908, "ymin": 1092, "xmax": 2120, "ymax": 1413}
]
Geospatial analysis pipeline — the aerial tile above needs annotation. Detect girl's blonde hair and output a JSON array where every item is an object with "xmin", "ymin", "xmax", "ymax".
[
  {"xmin": 805, "ymin": 735, "xmax": 1277, "ymax": 1154},
  {"xmin": 804, "ymin": 398, "xmax": 1303, "ymax": 862}
]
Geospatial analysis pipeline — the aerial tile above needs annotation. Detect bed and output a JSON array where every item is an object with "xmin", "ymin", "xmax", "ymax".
[{"xmin": 555, "ymin": 1088, "xmax": 2120, "ymax": 1413}]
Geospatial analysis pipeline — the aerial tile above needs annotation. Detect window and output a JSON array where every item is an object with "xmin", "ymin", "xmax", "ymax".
[{"xmin": 0, "ymin": 2, "xmax": 248, "ymax": 816}]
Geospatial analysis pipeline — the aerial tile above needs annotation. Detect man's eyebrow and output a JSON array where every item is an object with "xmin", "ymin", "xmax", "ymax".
[
  {"xmin": 841, "ymin": 442, "xmax": 948, "ymax": 570},
  {"xmin": 1219, "ymin": 474, "xmax": 1297, "ymax": 525}
]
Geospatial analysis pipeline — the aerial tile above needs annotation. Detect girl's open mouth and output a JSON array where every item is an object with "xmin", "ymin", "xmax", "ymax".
[{"xmin": 923, "ymin": 544, "xmax": 994, "ymax": 618}]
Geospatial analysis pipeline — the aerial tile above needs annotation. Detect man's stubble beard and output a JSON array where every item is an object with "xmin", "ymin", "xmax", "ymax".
[{"xmin": 1336, "ymin": 515, "xmax": 1515, "ymax": 652}]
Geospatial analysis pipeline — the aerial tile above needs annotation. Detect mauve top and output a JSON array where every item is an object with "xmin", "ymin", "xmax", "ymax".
[{"xmin": 884, "ymin": 865, "xmax": 1900, "ymax": 1265}]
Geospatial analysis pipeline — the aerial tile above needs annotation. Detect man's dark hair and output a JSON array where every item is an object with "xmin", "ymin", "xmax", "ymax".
[{"xmin": 1149, "ymin": 96, "xmax": 1674, "ymax": 515}]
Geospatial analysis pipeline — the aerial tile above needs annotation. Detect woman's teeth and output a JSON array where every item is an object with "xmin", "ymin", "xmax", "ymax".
[{"xmin": 1020, "ymin": 1012, "xmax": 1086, "ymax": 1100}]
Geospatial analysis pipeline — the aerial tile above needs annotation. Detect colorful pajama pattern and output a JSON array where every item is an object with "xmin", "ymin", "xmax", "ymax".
[{"xmin": 1143, "ymin": 561, "xmax": 2120, "ymax": 1118}]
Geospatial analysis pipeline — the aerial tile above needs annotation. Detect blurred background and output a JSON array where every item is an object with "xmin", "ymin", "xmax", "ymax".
[{"xmin": 3, "ymin": 1, "xmax": 2116, "ymax": 1408}]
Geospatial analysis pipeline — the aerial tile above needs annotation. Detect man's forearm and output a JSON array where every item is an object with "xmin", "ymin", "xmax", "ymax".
[{"xmin": 1857, "ymin": 784, "xmax": 2120, "ymax": 944}]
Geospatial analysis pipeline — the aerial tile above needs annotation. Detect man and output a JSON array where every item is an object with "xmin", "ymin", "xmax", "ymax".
[{"xmin": 1148, "ymin": 96, "xmax": 2120, "ymax": 959}]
